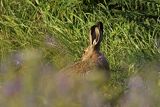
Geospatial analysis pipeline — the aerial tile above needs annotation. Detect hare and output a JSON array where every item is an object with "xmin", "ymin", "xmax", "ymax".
[{"xmin": 61, "ymin": 22, "xmax": 110, "ymax": 78}]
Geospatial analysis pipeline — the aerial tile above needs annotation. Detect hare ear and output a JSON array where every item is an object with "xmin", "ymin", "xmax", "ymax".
[
  {"xmin": 89, "ymin": 26, "xmax": 99, "ymax": 46},
  {"xmin": 96, "ymin": 21, "xmax": 103, "ymax": 43},
  {"xmin": 89, "ymin": 22, "xmax": 103, "ymax": 46}
]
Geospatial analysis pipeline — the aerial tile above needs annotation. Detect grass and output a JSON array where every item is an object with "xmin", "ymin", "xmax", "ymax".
[{"xmin": 0, "ymin": 0, "xmax": 160, "ymax": 107}]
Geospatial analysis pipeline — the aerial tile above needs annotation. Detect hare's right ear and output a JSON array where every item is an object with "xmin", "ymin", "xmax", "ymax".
[
  {"xmin": 89, "ymin": 25, "xmax": 100, "ymax": 46},
  {"xmin": 89, "ymin": 22, "xmax": 103, "ymax": 46}
]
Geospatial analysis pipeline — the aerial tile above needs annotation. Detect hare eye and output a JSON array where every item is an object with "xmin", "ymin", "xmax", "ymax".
[{"xmin": 83, "ymin": 48, "xmax": 88, "ymax": 53}]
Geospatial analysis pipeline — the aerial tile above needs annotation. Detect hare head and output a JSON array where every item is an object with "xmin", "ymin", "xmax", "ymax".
[
  {"xmin": 60, "ymin": 22, "xmax": 109, "ymax": 76},
  {"xmin": 82, "ymin": 22, "xmax": 104, "ymax": 61}
]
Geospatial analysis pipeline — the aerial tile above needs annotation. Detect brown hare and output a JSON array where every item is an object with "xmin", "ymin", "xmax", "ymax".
[{"xmin": 61, "ymin": 22, "xmax": 110, "ymax": 78}]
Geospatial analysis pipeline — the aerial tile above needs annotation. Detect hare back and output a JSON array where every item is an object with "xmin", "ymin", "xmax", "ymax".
[
  {"xmin": 61, "ymin": 58, "xmax": 109, "ymax": 77},
  {"xmin": 62, "ymin": 60, "xmax": 96, "ymax": 74}
]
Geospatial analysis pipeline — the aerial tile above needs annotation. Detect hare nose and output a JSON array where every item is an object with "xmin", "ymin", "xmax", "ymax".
[{"xmin": 84, "ymin": 48, "xmax": 88, "ymax": 52}]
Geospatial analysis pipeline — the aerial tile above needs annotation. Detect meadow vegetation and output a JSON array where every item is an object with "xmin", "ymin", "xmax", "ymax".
[{"xmin": 0, "ymin": 0, "xmax": 160, "ymax": 107}]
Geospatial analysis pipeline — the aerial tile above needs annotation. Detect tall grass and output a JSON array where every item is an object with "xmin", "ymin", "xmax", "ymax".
[{"xmin": 0, "ymin": 0, "xmax": 160, "ymax": 106}]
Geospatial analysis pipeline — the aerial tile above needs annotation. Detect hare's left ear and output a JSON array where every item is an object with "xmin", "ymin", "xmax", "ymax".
[
  {"xmin": 89, "ymin": 22, "xmax": 103, "ymax": 46},
  {"xmin": 96, "ymin": 21, "xmax": 103, "ymax": 43}
]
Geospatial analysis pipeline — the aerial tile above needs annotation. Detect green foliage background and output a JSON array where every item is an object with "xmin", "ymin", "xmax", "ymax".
[
  {"xmin": 1, "ymin": 0, "xmax": 159, "ymax": 63},
  {"xmin": 0, "ymin": 0, "xmax": 160, "ymax": 106}
]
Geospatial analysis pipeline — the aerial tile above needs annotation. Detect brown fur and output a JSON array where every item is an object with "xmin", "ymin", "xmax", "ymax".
[{"xmin": 61, "ymin": 22, "xmax": 110, "ymax": 78}]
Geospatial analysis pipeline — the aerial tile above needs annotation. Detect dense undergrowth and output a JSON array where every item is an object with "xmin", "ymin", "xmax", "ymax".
[{"xmin": 0, "ymin": 0, "xmax": 160, "ymax": 107}]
